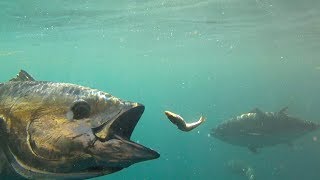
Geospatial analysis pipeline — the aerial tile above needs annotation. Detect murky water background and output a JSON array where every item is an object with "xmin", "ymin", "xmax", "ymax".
[{"xmin": 1, "ymin": 0, "xmax": 320, "ymax": 179}]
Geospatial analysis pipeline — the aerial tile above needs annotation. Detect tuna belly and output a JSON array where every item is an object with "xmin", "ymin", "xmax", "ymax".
[{"xmin": 222, "ymin": 134, "xmax": 291, "ymax": 148}]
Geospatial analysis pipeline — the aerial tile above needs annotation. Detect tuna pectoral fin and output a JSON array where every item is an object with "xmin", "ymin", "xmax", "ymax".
[
  {"xmin": 0, "ymin": 117, "xmax": 7, "ymax": 141},
  {"xmin": 0, "ymin": 118, "xmax": 19, "ymax": 178},
  {"xmin": 9, "ymin": 70, "xmax": 35, "ymax": 82},
  {"xmin": 0, "ymin": 148, "xmax": 22, "ymax": 179},
  {"xmin": 248, "ymin": 146, "xmax": 259, "ymax": 154}
]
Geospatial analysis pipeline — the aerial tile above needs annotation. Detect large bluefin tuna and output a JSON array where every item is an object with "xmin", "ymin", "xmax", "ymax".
[
  {"xmin": 211, "ymin": 107, "xmax": 319, "ymax": 153},
  {"xmin": 0, "ymin": 70, "xmax": 159, "ymax": 179}
]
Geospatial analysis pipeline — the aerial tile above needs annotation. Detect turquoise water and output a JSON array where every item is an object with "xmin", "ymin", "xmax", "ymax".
[{"xmin": 1, "ymin": 0, "xmax": 320, "ymax": 179}]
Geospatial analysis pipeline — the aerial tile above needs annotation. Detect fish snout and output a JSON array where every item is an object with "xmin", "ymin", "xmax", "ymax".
[
  {"xmin": 211, "ymin": 127, "xmax": 225, "ymax": 138},
  {"xmin": 89, "ymin": 135, "xmax": 159, "ymax": 168},
  {"xmin": 164, "ymin": 111, "xmax": 174, "ymax": 118},
  {"xmin": 114, "ymin": 135, "xmax": 160, "ymax": 164},
  {"xmin": 164, "ymin": 111, "xmax": 182, "ymax": 123}
]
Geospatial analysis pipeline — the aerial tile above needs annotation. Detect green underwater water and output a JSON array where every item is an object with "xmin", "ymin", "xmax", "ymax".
[{"xmin": 1, "ymin": 0, "xmax": 320, "ymax": 179}]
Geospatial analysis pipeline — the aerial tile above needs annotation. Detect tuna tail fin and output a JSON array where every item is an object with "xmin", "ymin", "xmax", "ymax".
[{"xmin": 9, "ymin": 70, "xmax": 35, "ymax": 82}]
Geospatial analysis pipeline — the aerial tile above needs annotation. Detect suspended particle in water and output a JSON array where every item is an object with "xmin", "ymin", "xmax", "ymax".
[
  {"xmin": 181, "ymin": 82, "xmax": 185, "ymax": 89},
  {"xmin": 313, "ymin": 136, "xmax": 317, "ymax": 142},
  {"xmin": 119, "ymin": 37, "xmax": 125, "ymax": 43},
  {"xmin": 207, "ymin": 133, "xmax": 211, "ymax": 137},
  {"xmin": 193, "ymin": 30, "xmax": 198, "ymax": 35}
]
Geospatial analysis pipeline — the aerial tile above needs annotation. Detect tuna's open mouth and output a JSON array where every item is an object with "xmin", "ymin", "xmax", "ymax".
[
  {"xmin": 110, "ymin": 104, "xmax": 145, "ymax": 139},
  {"xmin": 92, "ymin": 104, "xmax": 147, "ymax": 141},
  {"xmin": 89, "ymin": 104, "xmax": 159, "ymax": 170}
]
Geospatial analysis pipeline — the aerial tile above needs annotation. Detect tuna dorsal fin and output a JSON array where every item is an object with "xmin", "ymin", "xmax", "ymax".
[
  {"xmin": 249, "ymin": 108, "xmax": 264, "ymax": 115},
  {"xmin": 9, "ymin": 70, "xmax": 35, "ymax": 82},
  {"xmin": 278, "ymin": 106, "xmax": 288, "ymax": 115}
]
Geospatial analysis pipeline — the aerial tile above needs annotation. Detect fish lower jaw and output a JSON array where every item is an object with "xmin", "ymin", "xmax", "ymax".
[{"xmin": 84, "ymin": 165, "xmax": 123, "ymax": 174}]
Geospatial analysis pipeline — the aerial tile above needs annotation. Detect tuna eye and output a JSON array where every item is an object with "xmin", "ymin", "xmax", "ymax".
[{"xmin": 71, "ymin": 100, "xmax": 91, "ymax": 120}]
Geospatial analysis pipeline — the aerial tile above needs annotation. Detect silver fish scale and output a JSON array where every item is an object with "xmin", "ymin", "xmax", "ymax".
[
  {"xmin": 0, "ymin": 81, "xmax": 114, "ymax": 100},
  {"xmin": 236, "ymin": 113, "xmax": 257, "ymax": 121}
]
